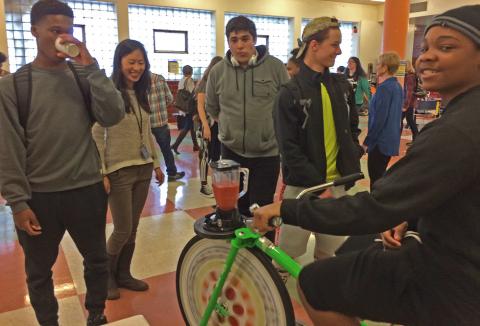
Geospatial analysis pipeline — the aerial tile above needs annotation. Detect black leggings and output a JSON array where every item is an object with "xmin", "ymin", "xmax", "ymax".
[
  {"xmin": 401, "ymin": 107, "xmax": 419, "ymax": 140},
  {"xmin": 172, "ymin": 113, "xmax": 198, "ymax": 150},
  {"xmin": 367, "ymin": 146, "xmax": 391, "ymax": 190}
]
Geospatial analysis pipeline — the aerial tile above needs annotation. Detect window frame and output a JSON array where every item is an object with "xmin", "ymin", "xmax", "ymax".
[
  {"xmin": 73, "ymin": 24, "xmax": 86, "ymax": 43},
  {"xmin": 256, "ymin": 34, "xmax": 269, "ymax": 49},
  {"xmin": 153, "ymin": 29, "xmax": 189, "ymax": 54}
]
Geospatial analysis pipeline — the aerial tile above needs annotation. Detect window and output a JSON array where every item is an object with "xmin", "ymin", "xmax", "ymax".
[
  {"xmin": 5, "ymin": 0, "xmax": 36, "ymax": 71},
  {"xmin": 68, "ymin": 0, "xmax": 117, "ymax": 74},
  {"xmin": 256, "ymin": 35, "xmax": 269, "ymax": 49},
  {"xmin": 4, "ymin": 0, "xmax": 118, "ymax": 73},
  {"xmin": 129, "ymin": 5, "xmax": 215, "ymax": 80},
  {"xmin": 301, "ymin": 19, "xmax": 359, "ymax": 72},
  {"xmin": 73, "ymin": 24, "xmax": 86, "ymax": 43},
  {"xmin": 153, "ymin": 30, "xmax": 188, "ymax": 53},
  {"xmin": 225, "ymin": 13, "xmax": 292, "ymax": 63}
]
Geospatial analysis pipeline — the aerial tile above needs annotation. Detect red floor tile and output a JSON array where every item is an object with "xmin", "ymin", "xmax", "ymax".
[
  {"xmin": 292, "ymin": 297, "xmax": 313, "ymax": 326},
  {"xmin": 0, "ymin": 241, "xmax": 76, "ymax": 313},
  {"xmin": 141, "ymin": 183, "xmax": 177, "ymax": 217},
  {"xmin": 81, "ymin": 272, "xmax": 184, "ymax": 326},
  {"xmin": 184, "ymin": 206, "xmax": 215, "ymax": 220}
]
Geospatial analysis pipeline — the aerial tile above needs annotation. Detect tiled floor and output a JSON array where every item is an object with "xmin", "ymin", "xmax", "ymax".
[{"xmin": 0, "ymin": 117, "xmax": 422, "ymax": 325}]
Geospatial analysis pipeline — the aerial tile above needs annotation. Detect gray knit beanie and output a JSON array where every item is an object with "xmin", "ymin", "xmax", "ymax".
[{"xmin": 425, "ymin": 5, "xmax": 480, "ymax": 47}]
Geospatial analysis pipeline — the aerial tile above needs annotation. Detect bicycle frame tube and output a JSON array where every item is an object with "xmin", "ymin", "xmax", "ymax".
[
  {"xmin": 199, "ymin": 227, "xmax": 302, "ymax": 325},
  {"xmin": 254, "ymin": 236, "xmax": 302, "ymax": 279},
  {"xmin": 199, "ymin": 239, "xmax": 240, "ymax": 326},
  {"xmin": 198, "ymin": 227, "xmax": 368, "ymax": 326}
]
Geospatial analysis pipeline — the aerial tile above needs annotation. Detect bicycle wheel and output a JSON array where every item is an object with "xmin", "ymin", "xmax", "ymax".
[{"xmin": 177, "ymin": 235, "xmax": 295, "ymax": 326}]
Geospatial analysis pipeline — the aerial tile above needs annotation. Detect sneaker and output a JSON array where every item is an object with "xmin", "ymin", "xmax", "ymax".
[
  {"xmin": 200, "ymin": 184, "xmax": 214, "ymax": 198},
  {"xmin": 168, "ymin": 171, "xmax": 185, "ymax": 182},
  {"xmin": 86, "ymin": 313, "xmax": 107, "ymax": 326}
]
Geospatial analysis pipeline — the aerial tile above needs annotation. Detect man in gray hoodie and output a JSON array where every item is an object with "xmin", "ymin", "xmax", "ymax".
[
  {"xmin": 206, "ymin": 16, "xmax": 289, "ymax": 240},
  {"xmin": 0, "ymin": 1, "xmax": 124, "ymax": 325}
]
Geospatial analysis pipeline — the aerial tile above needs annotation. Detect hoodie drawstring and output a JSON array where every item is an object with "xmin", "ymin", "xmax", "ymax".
[
  {"xmin": 235, "ymin": 68, "xmax": 239, "ymax": 91},
  {"xmin": 251, "ymin": 67, "xmax": 255, "ymax": 97}
]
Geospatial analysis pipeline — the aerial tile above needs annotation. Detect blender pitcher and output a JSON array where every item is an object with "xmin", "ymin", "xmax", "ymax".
[{"xmin": 210, "ymin": 160, "xmax": 249, "ymax": 211}]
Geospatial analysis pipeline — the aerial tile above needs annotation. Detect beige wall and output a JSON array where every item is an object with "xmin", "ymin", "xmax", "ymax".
[
  {"xmin": 0, "ymin": 0, "xmax": 383, "ymax": 71},
  {"xmin": 411, "ymin": 0, "xmax": 479, "ymax": 18}
]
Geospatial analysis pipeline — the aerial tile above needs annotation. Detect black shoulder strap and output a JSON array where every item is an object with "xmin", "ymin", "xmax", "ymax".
[
  {"xmin": 283, "ymin": 76, "xmax": 311, "ymax": 129},
  {"xmin": 13, "ymin": 62, "xmax": 94, "ymax": 133},
  {"xmin": 67, "ymin": 61, "xmax": 94, "ymax": 122},
  {"xmin": 283, "ymin": 76, "xmax": 304, "ymax": 104},
  {"xmin": 13, "ymin": 64, "xmax": 32, "ymax": 131}
]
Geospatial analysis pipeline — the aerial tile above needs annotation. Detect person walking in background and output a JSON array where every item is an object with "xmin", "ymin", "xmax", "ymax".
[
  {"xmin": 196, "ymin": 56, "xmax": 222, "ymax": 197},
  {"xmin": 401, "ymin": 60, "xmax": 419, "ymax": 144},
  {"xmin": 206, "ymin": 15, "xmax": 289, "ymax": 241},
  {"xmin": 0, "ymin": 52, "xmax": 10, "ymax": 77},
  {"xmin": 363, "ymin": 52, "xmax": 403, "ymax": 189},
  {"xmin": 345, "ymin": 56, "xmax": 371, "ymax": 115},
  {"xmin": 92, "ymin": 39, "xmax": 164, "ymax": 301},
  {"xmin": 171, "ymin": 65, "xmax": 199, "ymax": 154},
  {"xmin": 0, "ymin": 1, "xmax": 125, "ymax": 325},
  {"xmin": 149, "ymin": 71, "xmax": 186, "ymax": 182}
]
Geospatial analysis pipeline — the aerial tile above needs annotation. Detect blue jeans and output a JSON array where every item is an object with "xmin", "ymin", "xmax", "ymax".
[{"xmin": 151, "ymin": 125, "xmax": 177, "ymax": 176}]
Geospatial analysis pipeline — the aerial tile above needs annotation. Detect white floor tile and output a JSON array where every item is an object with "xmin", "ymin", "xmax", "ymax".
[{"xmin": 0, "ymin": 296, "xmax": 85, "ymax": 326}]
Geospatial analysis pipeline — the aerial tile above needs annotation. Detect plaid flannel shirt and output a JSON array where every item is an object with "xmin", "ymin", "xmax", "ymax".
[{"xmin": 149, "ymin": 72, "xmax": 173, "ymax": 128}]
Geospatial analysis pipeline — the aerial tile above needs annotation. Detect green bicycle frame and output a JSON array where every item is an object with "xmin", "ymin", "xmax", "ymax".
[
  {"xmin": 199, "ymin": 227, "xmax": 369, "ymax": 326},
  {"xmin": 199, "ymin": 227, "xmax": 302, "ymax": 326}
]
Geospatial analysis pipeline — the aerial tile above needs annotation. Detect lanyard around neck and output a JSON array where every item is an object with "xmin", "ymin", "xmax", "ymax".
[{"xmin": 130, "ymin": 96, "xmax": 144, "ymax": 143}]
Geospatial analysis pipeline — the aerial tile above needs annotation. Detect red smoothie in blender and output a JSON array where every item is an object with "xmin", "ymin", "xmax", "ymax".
[{"xmin": 212, "ymin": 182, "xmax": 240, "ymax": 211}]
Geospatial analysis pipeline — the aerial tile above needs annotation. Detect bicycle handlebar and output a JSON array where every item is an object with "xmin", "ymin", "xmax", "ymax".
[
  {"xmin": 295, "ymin": 172, "xmax": 364, "ymax": 199},
  {"xmin": 250, "ymin": 173, "xmax": 364, "ymax": 229},
  {"xmin": 249, "ymin": 204, "xmax": 282, "ymax": 228}
]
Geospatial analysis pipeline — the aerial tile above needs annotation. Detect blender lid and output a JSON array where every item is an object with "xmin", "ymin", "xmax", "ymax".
[{"xmin": 209, "ymin": 159, "xmax": 241, "ymax": 171}]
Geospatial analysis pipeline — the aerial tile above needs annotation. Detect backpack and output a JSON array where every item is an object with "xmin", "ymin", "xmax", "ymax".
[
  {"xmin": 13, "ymin": 61, "xmax": 93, "ymax": 132},
  {"xmin": 175, "ymin": 88, "xmax": 196, "ymax": 114}
]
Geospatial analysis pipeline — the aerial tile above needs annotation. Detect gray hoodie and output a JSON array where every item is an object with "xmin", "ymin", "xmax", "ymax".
[
  {"xmin": 206, "ymin": 45, "xmax": 289, "ymax": 158},
  {"xmin": 0, "ymin": 62, "xmax": 124, "ymax": 213}
]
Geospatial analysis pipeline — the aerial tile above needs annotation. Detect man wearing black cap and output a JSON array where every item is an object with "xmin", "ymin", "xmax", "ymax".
[
  {"xmin": 274, "ymin": 17, "xmax": 363, "ymax": 271},
  {"xmin": 255, "ymin": 5, "xmax": 480, "ymax": 325}
]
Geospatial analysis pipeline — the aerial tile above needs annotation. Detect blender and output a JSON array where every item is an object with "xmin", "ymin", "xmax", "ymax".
[{"xmin": 194, "ymin": 160, "xmax": 249, "ymax": 239}]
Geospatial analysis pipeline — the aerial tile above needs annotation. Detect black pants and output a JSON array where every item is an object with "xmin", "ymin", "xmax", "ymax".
[
  {"xmin": 401, "ymin": 107, "xmax": 419, "ymax": 140},
  {"xmin": 367, "ymin": 146, "xmax": 391, "ymax": 190},
  {"xmin": 221, "ymin": 145, "xmax": 280, "ymax": 241},
  {"xmin": 172, "ymin": 113, "xmax": 198, "ymax": 150},
  {"xmin": 16, "ymin": 182, "xmax": 108, "ymax": 325}
]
